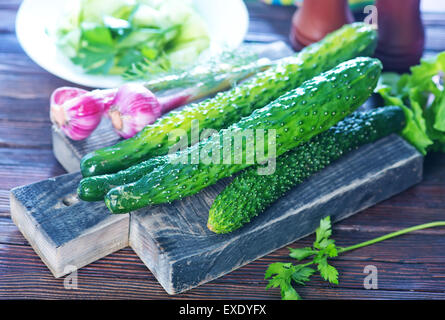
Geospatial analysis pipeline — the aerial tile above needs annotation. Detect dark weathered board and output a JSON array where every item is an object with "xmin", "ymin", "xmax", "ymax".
[
  {"xmin": 9, "ymin": 173, "xmax": 129, "ymax": 277},
  {"xmin": 51, "ymin": 41, "xmax": 294, "ymax": 172},
  {"xmin": 130, "ymin": 135, "xmax": 423, "ymax": 294}
]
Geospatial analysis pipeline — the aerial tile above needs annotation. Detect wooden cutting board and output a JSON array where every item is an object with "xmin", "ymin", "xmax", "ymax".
[{"xmin": 9, "ymin": 42, "xmax": 424, "ymax": 294}]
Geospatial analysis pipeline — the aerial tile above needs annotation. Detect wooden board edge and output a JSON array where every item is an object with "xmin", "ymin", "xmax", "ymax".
[
  {"xmin": 52, "ymin": 126, "xmax": 81, "ymax": 173},
  {"xmin": 57, "ymin": 213, "xmax": 130, "ymax": 277},
  {"xmin": 129, "ymin": 213, "xmax": 174, "ymax": 294},
  {"xmin": 10, "ymin": 188, "xmax": 130, "ymax": 278},
  {"xmin": 9, "ymin": 191, "xmax": 60, "ymax": 277}
]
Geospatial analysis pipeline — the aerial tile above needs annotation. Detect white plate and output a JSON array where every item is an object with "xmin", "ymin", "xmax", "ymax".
[{"xmin": 16, "ymin": 0, "xmax": 249, "ymax": 88}]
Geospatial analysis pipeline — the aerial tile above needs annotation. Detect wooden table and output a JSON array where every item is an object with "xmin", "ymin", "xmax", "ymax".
[{"xmin": 1, "ymin": 0, "xmax": 445, "ymax": 300}]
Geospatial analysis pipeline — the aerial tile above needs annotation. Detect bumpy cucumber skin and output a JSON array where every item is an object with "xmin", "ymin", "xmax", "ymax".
[
  {"xmin": 78, "ymin": 156, "xmax": 167, "ymax": 201},
  {"xmin": 80, "ymin": 23, "xmax": 377, "ymax": 178},
  {"xmin": 104, "ymin": 57, "xmax": 382, "ymax": 213},
  {"xmin": 207, "ymin": 106, "xmax": 406, "ymax": 234}
]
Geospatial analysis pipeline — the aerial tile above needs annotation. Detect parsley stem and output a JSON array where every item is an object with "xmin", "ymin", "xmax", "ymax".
[{"xmin": 337, "ymin": 221, "xmax": 445, "ymax": 254}]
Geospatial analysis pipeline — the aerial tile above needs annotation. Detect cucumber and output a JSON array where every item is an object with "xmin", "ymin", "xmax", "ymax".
[
  {"xmin": 78, "ymin": 156, "xmax": 167, "ymax": 201},
  {"xmin": 207, "ymin": 106, "xmax": 406, "ymax": 234},
  {"xmin": 80, "ymin": 23, "xmax": 377, "ymax": 178},
  {"xmin": 103, "ymin": 57, "xmax": 382, "ymax": 213}
]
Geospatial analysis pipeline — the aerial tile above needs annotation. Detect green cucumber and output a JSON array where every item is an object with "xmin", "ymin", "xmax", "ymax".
[
  {"xmin": 208, "ymin": 106, "xmax": 406, "ymax": 234},
  {"xmin": 80, "ymin": 23, "xmax": 377, "ymax": 178},
  {"xmin": 103, "ymin": 57, "xmax": 382, "ymax": 213},
  {"xmin": 78, "ymin": 157, "xmax": 167, "ymax": 201}
]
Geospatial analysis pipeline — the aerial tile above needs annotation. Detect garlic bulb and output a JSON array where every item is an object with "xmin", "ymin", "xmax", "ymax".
[
  {"xmin": 50, "ymin": 87, "xmax": 115, "ymax": 140},
  {"xmin": 106, "ymin": 83, "xmax": 163, "ymax": 139}
]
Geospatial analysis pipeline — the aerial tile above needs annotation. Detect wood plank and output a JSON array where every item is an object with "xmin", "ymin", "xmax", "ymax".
[
  {"xmin": 0, "ymin": 97, "xmax": 51, "ymax": 123},
  {"xmin": 0, "ymin": 0, "xmax": 21, "ymax": 11},
  {"xmin": 0, "ymin": 53, "xmax": 50, "ymax": 74},
  {"xmin": 0, "ymin": 147, "xmax": 61, "ymax": 166},
  {"xmin": 0, "ymin": 9, "xmax": 16, "ymax": 34},
  {"xmin": 130, "ymin": 135, "xmax": 423, "ymax": 294},
  {"xmin": 0, "ymin": 190, "xmax": 10, "ymax": 216},
  {"xmin": 0, "ymin": 73, "xmax": 77, "ymax": 100},
  {"xmin": 0, "ymin": 120, "xmax": 53, "ymax": 149},
  {"xmin": 0, "ymin": 217, "xmax": 27, "ymax": 246},
  {"xmin": 0, "ymin": 148, "xmax": 65, "ymax": 194},
  {"xmin": 0, "ymin": 243, "xmax": 444, "ymax": 299},
  {"xmin": 0, "ymin": 164, "xmax": 64, "ymax": 190},
  {"xmin": 10, "ymin": 173, "xmax": 129, "ymax": 278},
  {"xmin": 0, "ymin": 34, "xmax": 26, "ymax": 53}
]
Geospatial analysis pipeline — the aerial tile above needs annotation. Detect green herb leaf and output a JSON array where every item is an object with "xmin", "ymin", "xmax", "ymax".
[
  {"xmin": 314, "ymin": 216, "xmax": 332, "ymax": 248},
  {"xmin": 281, "ymin": 285, "xmax": 301, "ymax": 300},
  {"xmin": 316, "ymin": 256, "xmax": 339, "ymax": 285},
  {"xmin": 264, "ymin": 262, "xmax": 292, "ymax": 280},
  {"xmin": 71, "ymin": 44, "xmax": 115, "ymax": 74},
  {"xmin": 376, "ymin": 51, "xmax": 445, "ymax": 155},
  {"xmin": 81, "ymin": 23, "xmax": 114, "ymax": 46},
  {"xmin": 288, "ymin": 247, "xmax": 316, "ymax": 261},
  {"xmin": 291, "ymin": 266, "xmax": 315, "ymax": 285}
]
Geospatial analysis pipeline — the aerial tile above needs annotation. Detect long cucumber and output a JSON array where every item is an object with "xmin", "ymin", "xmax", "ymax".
[
  {"xmin": 78, "ymin": 157, "xmax": 167, "ymax": 201},
  {"xmin": 103, "ymin": 57, "xmax": 382, "ymax": 213},
  {"xmin": 207, "ymin": 106, "xmax": 406, "ymax": 234},
  {"xmin": 80, "ymin": 23, "xmax": 377, "ymax": 178}
]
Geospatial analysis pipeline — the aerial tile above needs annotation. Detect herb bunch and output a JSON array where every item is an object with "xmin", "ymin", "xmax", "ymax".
[{"xmin": 265, "ymin": 216, "xmax": 445, "ymax": 300}]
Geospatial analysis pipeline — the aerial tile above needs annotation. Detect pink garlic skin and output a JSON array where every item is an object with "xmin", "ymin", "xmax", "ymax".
[
  {"xmin": 107, "ymin": 83, "xmax": 162, "ymax": 139},
  {"xmin": 50, "ymin": 87, "xmax": 111, "ymax": 141}
]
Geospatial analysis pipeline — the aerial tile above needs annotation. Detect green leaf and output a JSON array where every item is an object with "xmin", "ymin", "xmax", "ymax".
[
  {"xmin": 265, "ymin": 263, "xmax": 310, "ymax": 300},
  {"xmin": 281, "ymin": 285, "xmax": 301, "ymax": 300},
  {"xmin": 266, "ymin": 275, "xmax": 286, "ymax": 290},
  {"xmin": 410, "ymin": 52, "xmax": 445, "ymax": 90},
  {"xmin": 264, "ymin": 262, "xmax": 292, "ymax": 280},
  {"xmin": 71, "ymin": 44, "xmax": 115, "ymax": 74},
  {"xmin": 399, "ymin": 104, "xmax": 433, "ymax": 155},
  {"xmin": 432, "ymin": 91, "xmax": 445, "ymax": 132},
  {"xmin": 377, "ymin": 72, "xmax": 401, "ymax": 96},
  {"xmin": 116, "ymin": 48, "xmax": 143, "ymax": 68},
  {"xmin": 377, "ymin": 85, "xmax": 433, "ymax": 155},
  {"xmin": 291, "ymin": 266, "xmax": 315, "ymax": 285},
  {"xmin": 322, "ymin": 242, "xmax": 339, "ymax": 258},
  {"xmin": 288, "ymin": 247, "xmax": 316, "ymax": 261},
  {"xmin": 314, "ymin": 216, "xmax": 332, "ymax": 248},
  {"xmin": 425, "ymin": 93, "xmax": 445, "ymax": 152},
  {"xmin": 316, "ymin": 257, "xmax": 339, "ymax": 285},
  {"xmin": 317, "ymin": 238, "xmax": 335, "ymax": 250},
  {"xmin": 81, "ymin": 22, "xmax": 114, "ymax": 46}
]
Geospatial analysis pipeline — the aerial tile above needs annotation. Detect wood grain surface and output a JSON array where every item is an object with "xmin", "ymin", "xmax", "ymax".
[{"xmin": 0, "ymin": 0, "xmax": 445, "ymax": 299}]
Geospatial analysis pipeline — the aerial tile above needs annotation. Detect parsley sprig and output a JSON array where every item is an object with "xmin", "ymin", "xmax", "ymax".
[{"xmin": 265, "ymin": 216, "xmax": 445, "ymax": 300}]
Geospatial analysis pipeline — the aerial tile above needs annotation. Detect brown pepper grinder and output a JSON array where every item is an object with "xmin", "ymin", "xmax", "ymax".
[
  {"xmin": 375, "ymin": 0, "xmax": 425, "ymax": 73},
  {"xmin": 290, "ymin": 0, "xmax": 354, "ymax": 51}
]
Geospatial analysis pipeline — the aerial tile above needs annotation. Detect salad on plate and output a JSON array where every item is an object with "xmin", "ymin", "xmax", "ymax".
[{"xmin": 53, "ymin": 0, "xmax": 210, "ymax": 76}]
